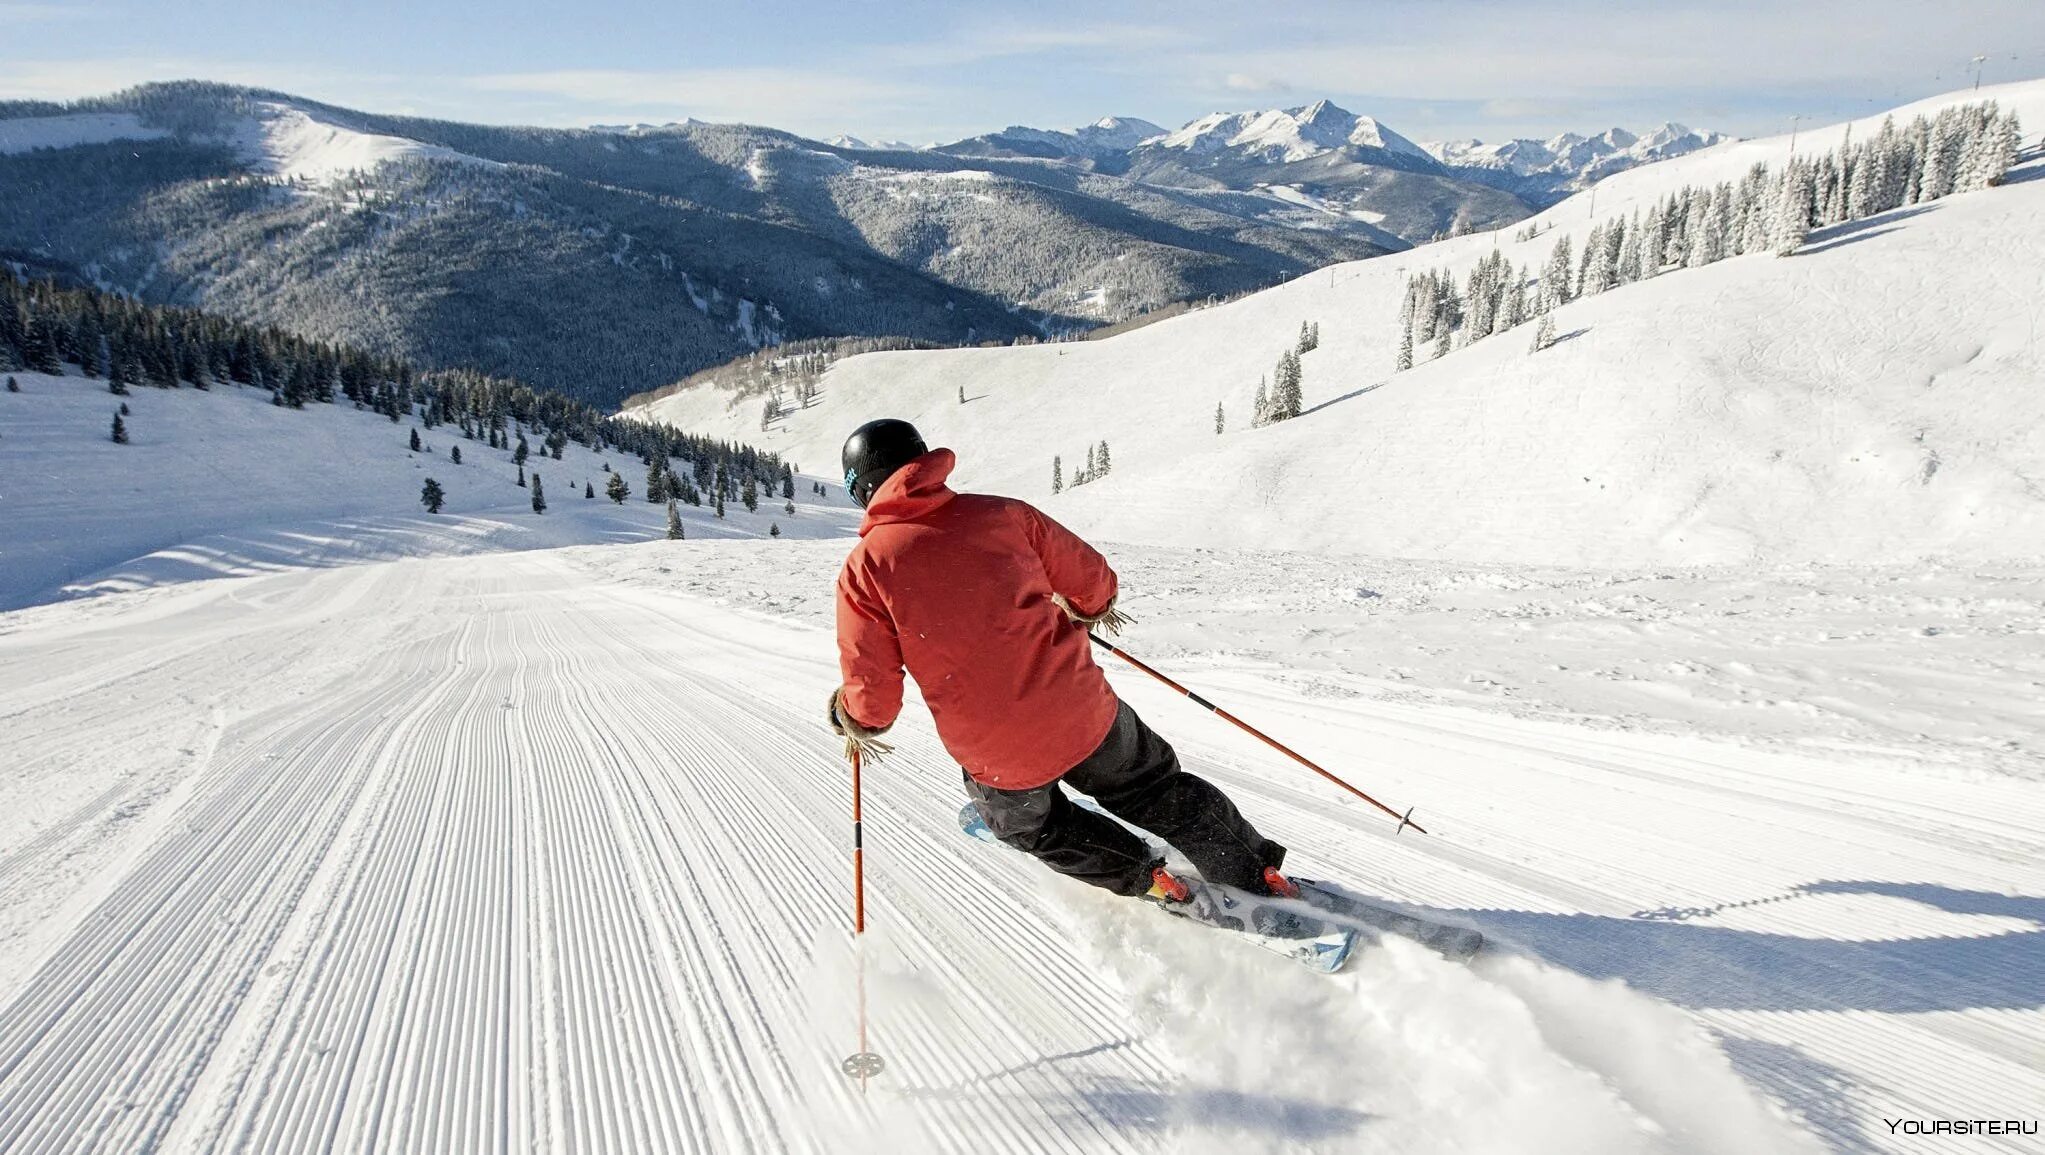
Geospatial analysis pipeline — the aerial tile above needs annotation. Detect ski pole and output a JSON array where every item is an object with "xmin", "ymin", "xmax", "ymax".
[
  {"xmin": 840, "ymin": 745, "xmax": 885, "ymax": 1088},
  {"xmin": 1087, "ymin": 633, "xmax": 1427, "ymax": 835}
]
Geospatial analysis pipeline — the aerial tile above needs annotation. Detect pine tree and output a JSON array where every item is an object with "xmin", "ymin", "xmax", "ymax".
[
  {"xmin": 1272, "ymin": 350, "xmax": 1303, "ymax": 421},
  {"xmin": 1215, "ymin": 401, "xmax": 1225, "ymax": 434},
  {"xmin": 1395, "ymin": 312, "xmax": 1414, "ymax": 371},
  {"xmin": 715, "ymin": 490, "xmax": 726, "ymax": 518},
  {"xmin": 451, "ymin": 445, "xmax": 462, "ymax": 465},
  {"xmin": 513, "ymin": 434, "xmax": 529, "ymax": 466},
  {"xmin": 781, "ymin": 468, "xmax": 794, "ymax": 500},
  {"xmin": 1433, "ymin": 319, "xmax": 1451, "ymax": 360},
  {"xmin": 1252, "ymin": 376, "xmax": 1270, "ymax": 426},
  {"xmin": 784, "ymin": 499, "xmax": 795, "ymax": 516},
  {"xmin": 517, "ymin": 464, "xmax": 526, "ymax": 488},
  {"xmin": 1772, "ymin": 163, "xmax": 1814, "ymax": 256},
  {"xmin": 5, "ymin": 376, "xmax": 17, "ymax": 393},
  {"xmin": 769, "ymin": 522, "xmax": 782, "ymax": 538},
  {"xmin": 1096, "ymin": 441, "xmax": 1111, "ymax": 476},
  {"xmin": 409, "ymin": 427, "xmax": 422, "ymax": 452},
  {"xmin": 742, "ymin": 476, "xmax": 759, "ymax": 513},
  {"xmin": 120, "ymin": 401, "xmax": 129, "ymax": 415},
  {"xmin": 1083, "ymin": 443, "xmax": 1097, "ymax": 481},
  {"xmin": 421, "ymin": 478, "xmax": 445, "ymax": 513},
  {"xmin": 1530, "ymin": 313, "xmax": 1556, "ymax": 353},
  {"xmin": 585, "ymin": 480, "xmax": 595, "ymax": 498},
  {"xmin": 958, "ymin": 385, "xmax": 966, "ymax": 405},
  {"xmin": 646, "ymin": 458, "xmax": 667, "ymax": 503},
  {"xmin": 111, "ymin": 410, "xmax": 129, "ymax": 444},
  {"xmin": 667, "ymin": 498, "xmax": 684, "ymax": 539},
  {"xmin": 1542, "ymin": 235, "xmax": 1575, "ymax": 305},
  {"xmin": 108, "ymin": 356, "xmax": 129, "ymax": 395},
  {"xmin": 530, "ymin": 473, "xmax": 546, "ymax": 514},
  {"xmin": 1052, "ymin": 455, "xmax": 1063, "ymax": 493},
  {"xmin": 606, "ymin": 471, "xmax": 629, "ymax": 503}
]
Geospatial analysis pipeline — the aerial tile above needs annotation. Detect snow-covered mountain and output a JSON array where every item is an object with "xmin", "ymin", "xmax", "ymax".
[
  {"xmin": 1150, "ymin": 99, "xmax": 1434, "ymax": 166},
  {"xmin": 1425, "ymin": 122, "xmax": 1731, "ymax": 204},
  {"xmin": 933, "ymin": 115, "xmax": 1167, "ymax": 160},
  {"xmin": 824, "ymin": 133, "xmax": 922, "ymax": 152},
  {"xmin": 0, "ymin": 83, "xmax": 1393, "ymax": 406},
  {"xmin": 635, "ymin": 79, "xmax": 2045, "ymax": 571}
]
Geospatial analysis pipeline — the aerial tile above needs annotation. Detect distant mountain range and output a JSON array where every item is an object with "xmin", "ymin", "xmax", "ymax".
[
  {"xmin": 0, "ymin": 84, "xmax": 1724, "ymax": 408},
  {"xmin": 1420, "ymin": 123, "xmax": 1731, "ymax": 201}
]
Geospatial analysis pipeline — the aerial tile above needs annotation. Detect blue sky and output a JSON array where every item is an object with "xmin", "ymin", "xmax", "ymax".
[{"xmin": 3, "ymin": 1, "xmax": 2042, "ymax": 143}]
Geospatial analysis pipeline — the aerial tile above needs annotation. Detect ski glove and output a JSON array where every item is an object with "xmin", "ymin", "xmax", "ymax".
[
  {"xmin": 1053, "ymin": 592, "xmax": 1134, "ymax": 637},
  {"xmin": 829, "ymin": 687, "xmax": 894, "ymax": 763}
]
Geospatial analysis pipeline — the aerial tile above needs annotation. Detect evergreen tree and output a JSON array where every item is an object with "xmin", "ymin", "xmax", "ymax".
[
  {"xmin": 1530, "ymin": 313, "xmax": 1556, "ymax": 353},
  {"xmin": 1252, "ymin": 376, "xmax": 1270, "ymax": 427},
  {"xmin": 715, "ymin": 490, "xmax": 726, "ymax": 518},
  {"xmin": 1772, "ymin": 163, "xmax": 1814, "ymax": 256},
  {"xmin": 513, "ymin": 434, "xmax": 529, "ymax": 466},
  {"xmin": 667, "ymin": 498, "xmax": 684, "ymax": 539},
  {"xmin": 606, "ymin": 471, "xmax": 630, "ymax": 503},
  {"xmin": 784, "ymin": 499, "xmax": 796, "ymax": 516},
  {"xmin": 5, "ymin": 376, "xmax": 17, "ymax": 393},
  {"xmin": 1542, "ymin": 235, "xmax": 1575, "ymax": 305},
  {"xmin": 1215, "ymin": 401, "xmax": 1225, "ymax": 434},
  {"xmin": 530, "ymin": 473, "xmax": 546, "ymax": 514},
  {"xmin": 451, "ymin": 445, "xmax": 462, "ymax": 465},
  {"xmin": 1052, "ymin": 455, "xmax": 1062, "ymax": 493},
  {"xmin": 1433, "ymin": 319, "xmax": 1451, "ymax": 360},
  {"xmin": 742, "ymin": 476, "xmax": 759, "ymax": 513},
  {"xmin": 421, "ymin": 478, "xmax": 445, "ymax": 513},
  {"xmin": 111, "ymin": 410, "xmax": 128, "ymax": 444},
  {"xmin": 120, "ymin": 402, "xmax": 129, "ymax": 415},
  {"xmin": 1271, "ymin": 349, "xmax": 1303, "ymax": 421},
  {"xmin": 409, "ymin": 427, "xmax": 422, "ymax": 452},
  {"xmin": 1083, "ymin": 443, "xmax": 1097, "ymax": 481},
  {"xmin": 1395, "ymin": 314, "xmax": 1414, "ymax": 371},
  {"xmin": 781, "ymin": 467, "xmax": 794, "ymax": 500},
  {"xmin": 585, "ymin": 480, "xmax": 595, "ymax": 499},
  {"xmin": 958, "ymin": 385, "xmax": 966, "ymax": 405},
  {"xmin": 516, "ymin": 464, "xmax": 526, "ymax": 487},
  {"xmin": 769, "ymin": 522, "xmax": 782, "ymax": 538},
  {"xmin": 1096, "ymin": 441, "xmax": 1111, "ymax": 476},
  {"xmin": 108, "ymin": 356, "xmax": 129, "ymax": 395},
  {"xmin": 646, "ymin": 458, "xmax": 668, "ymax": 502}
]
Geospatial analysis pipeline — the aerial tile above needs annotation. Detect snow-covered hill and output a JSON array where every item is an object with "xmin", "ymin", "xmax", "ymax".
[
  {"xmin": 0, "ymin": 371, "xmax": 856, "ymax": 611},
  {"xmin": 634, "ymin": 79, "xmax": 2045, "ymax": 570}
]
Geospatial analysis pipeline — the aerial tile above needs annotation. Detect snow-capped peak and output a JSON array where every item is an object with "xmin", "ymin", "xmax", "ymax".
[{"xmin": 1155, "ymin": 100, "xmax": 1430, "ymax": 164}]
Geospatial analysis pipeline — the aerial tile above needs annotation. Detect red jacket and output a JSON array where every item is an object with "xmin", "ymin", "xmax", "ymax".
[{"xmin": 835, "ymin": 448, "xmax": 1120, "ymax": 789}]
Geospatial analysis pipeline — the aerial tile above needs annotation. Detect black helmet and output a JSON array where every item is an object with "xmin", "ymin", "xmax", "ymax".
[{"xmin": 842, "ymin": 418, "xmax": 928, "ymax": 507}]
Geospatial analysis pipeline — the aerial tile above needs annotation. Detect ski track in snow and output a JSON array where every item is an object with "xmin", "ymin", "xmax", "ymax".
[{"xmin": 1, "ymin": 550, "xmax": 2038, "ymax": 1152}]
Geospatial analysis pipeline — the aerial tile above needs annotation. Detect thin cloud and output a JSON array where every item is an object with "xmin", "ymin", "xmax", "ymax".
[{"xmin": 464, "ymin": 69, "xmax": 928, "ymax": 133}]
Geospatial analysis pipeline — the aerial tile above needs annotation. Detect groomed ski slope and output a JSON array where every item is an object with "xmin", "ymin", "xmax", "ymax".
[
  {"xmin": 632, "ymin": 79, "xmax": 2045, "ymax": 569},
  {"xmin": 2, "ymin": 543, "xmax": 2039, "ymax": 1154}
]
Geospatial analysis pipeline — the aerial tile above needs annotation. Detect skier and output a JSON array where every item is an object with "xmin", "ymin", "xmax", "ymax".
[{"xmin": 828, "ymin": 418, "xmax": 1298, "ymax": 904}]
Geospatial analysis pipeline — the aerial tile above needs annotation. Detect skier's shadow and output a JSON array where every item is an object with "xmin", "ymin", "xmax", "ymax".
[{"xmin": 1440, "ymin": 879, "xmax": 2045, "ymax": 1015}]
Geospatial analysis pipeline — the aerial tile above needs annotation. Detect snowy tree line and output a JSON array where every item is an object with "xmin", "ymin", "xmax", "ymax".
[
  {"xmin": 1394, "ymin": 101, "xmax": 2023, "ymax": 370},
  {"xmin": 0, "ymin": 270, "xmax": 791, "ymax": 493},
  {"xmin": 1051, "ymin": 442, "xmax": 1113, "ymax": 493}
]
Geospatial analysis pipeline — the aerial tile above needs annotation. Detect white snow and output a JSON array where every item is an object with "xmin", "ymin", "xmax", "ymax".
[
  {"xmin": 232, "ymin": 101, "xmax": 495, "ymax": 185},
  {"xmin": 0, "ymin": 112, "xmax": 170, "ymax": 155},
  {"xmin": 636, "ymin": 79, "xmax": 2045, "ymax": 570},
  {"xmin": 0, "ymin": 371, "xmax": 854, "ymax": 611}
]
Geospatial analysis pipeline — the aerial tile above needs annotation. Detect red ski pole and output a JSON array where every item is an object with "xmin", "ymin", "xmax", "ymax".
[
  {"xmin": 1088, "ymin": 633, "xmax": 1427, "ymax": 835},
  {"xmin": 840, "ymin": 746, "xmax": 885, "ymax": 1088}
]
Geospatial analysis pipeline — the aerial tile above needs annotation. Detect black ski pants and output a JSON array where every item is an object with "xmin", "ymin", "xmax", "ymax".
[{"xmin": 964, "ymin": 698, "xmax": 1285, "ymax": 896}]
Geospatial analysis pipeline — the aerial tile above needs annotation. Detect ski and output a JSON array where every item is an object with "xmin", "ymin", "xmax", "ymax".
[
  {"xmin": 958, "ymin": 801, "xmax": 1358, "ymax": 973},
  {"xmin": 957, "ymin": 797, "xmax": 1485, "ymax": 966}
]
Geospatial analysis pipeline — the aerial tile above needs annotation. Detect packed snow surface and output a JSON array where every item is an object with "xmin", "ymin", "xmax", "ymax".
[
  {"xmin": 636, "ymin": 80, "xmax": 2045, "ymax": 570},
  {"xmin": 0, "ymin": 535, "xmax": 2038, "ymax": 1152}
]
